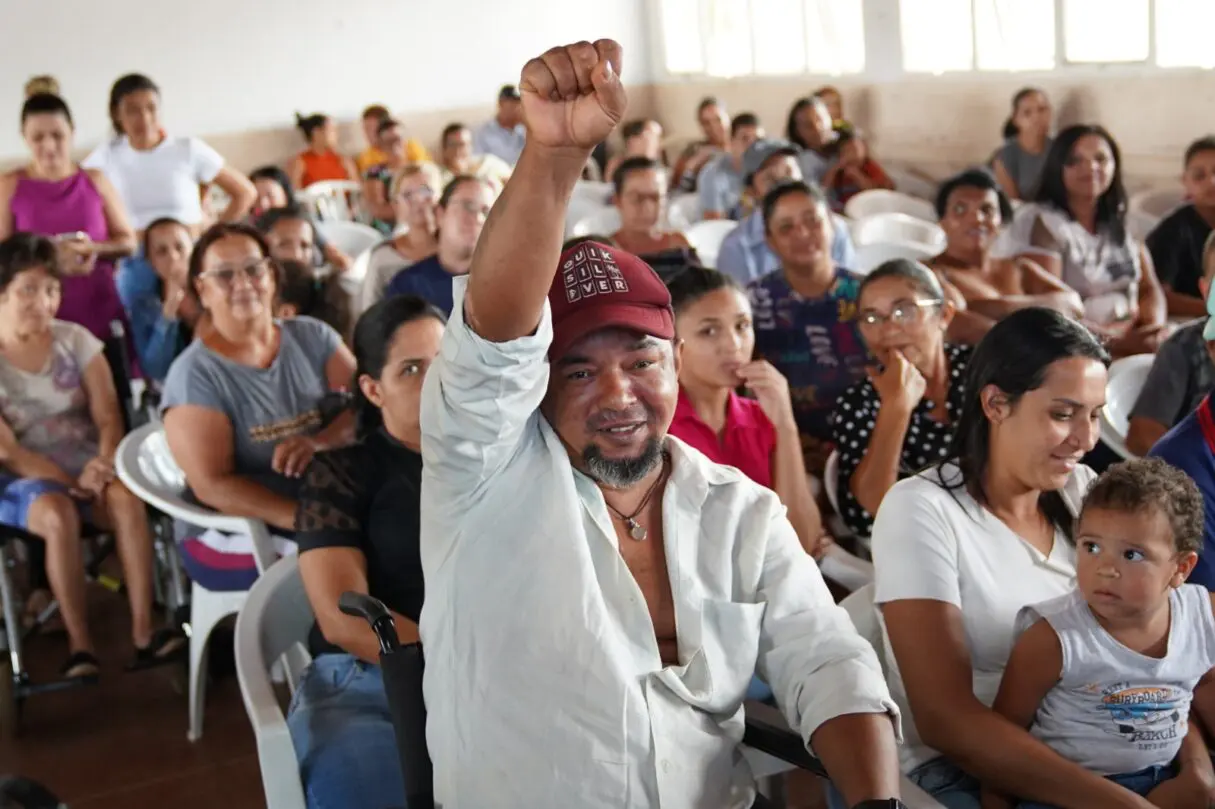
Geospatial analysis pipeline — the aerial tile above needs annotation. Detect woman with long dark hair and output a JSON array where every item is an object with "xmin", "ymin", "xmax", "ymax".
[
  {"xmin": 866, "ymin": 308, "xmax": 1215, "ymax": 806},
  {"xmin": 995, "ymin": 124, "xmax": 1169, "ymax": 357},
  {"xmin": 290, "ymin": 295, "xmax": 446, "ymax": 809}
]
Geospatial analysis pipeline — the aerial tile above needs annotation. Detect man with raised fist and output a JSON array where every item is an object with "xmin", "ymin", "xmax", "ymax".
[{"xmin": 418, "ymin": 39, "xmax": 904, "ymax": 809}]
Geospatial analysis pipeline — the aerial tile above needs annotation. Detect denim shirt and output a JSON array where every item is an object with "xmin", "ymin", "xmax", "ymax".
[
  {"xmin": 696, "ymin": 152, "xmax": 745, "ymax": 219},
  {"xmin": 473, "ymin": 120, "xmax": 527, "ymax": 167}
]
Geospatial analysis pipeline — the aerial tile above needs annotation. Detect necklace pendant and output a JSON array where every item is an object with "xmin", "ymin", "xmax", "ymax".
[{"xmin": 626, "ymin": 519, "xmax": 647, "ymax": 541}]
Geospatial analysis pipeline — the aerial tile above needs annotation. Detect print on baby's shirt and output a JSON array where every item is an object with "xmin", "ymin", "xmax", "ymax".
[{"xmin": 1091, "ymin": 682, "xmax": 1184, "ymax": 750}]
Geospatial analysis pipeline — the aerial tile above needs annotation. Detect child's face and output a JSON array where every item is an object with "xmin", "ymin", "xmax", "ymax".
[
  {"xmin": 1076, "ymin": 505, "xmax": 1196, "ymax": 623},
  {"xmin": 1183, "ymin": 149, "xmax": 1215, "ymax": 209},
  {"xmin": 147, "ymin": 223, "xmax": 192, "ymax": 286}
]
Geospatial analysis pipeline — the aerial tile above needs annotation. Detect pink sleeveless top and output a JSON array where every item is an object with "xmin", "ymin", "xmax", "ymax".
[{"xmin": 10, "ymin": 171, "xmax": 128, "ymax": 341}]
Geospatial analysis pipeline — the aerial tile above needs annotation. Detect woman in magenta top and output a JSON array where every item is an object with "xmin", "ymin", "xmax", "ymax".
[
  {"xmin": 0, "ymin": 93, "xmax": 136, "ymax": 341},
  {"xmin": 663, "ymin": 264, "xmax": 825, "ymax": 554}
]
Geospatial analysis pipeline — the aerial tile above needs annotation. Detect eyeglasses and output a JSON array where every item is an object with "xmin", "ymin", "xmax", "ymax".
[
  {"xmin": 199, "ymin": 258, "xmax": 272, "ymax": 288},
  {"xmin": 858, "ymin": 299, "xmax": 940, "ymax": 328},
  {"xmin": 399, "ymin": 186, "xmax": 435, "ymax": 203},
  {"xmin": 451, "ymin": 199, "xmax": 491, "ymax": 218}
]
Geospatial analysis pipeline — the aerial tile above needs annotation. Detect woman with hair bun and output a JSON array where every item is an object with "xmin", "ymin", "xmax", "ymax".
[{"xmin": 287, "ymin": 112, "xmax": 357, "ymax": 190}]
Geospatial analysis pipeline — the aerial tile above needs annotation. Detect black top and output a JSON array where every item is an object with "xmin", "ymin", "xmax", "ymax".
[
  {"xmin": 295, "ymin": 428, "xmax": 424, "ymax": 657},
  {"xmin": 1146, "ymin": 204, "xmax": 1213, "ymax": 299},
  {"xmin": 829, "ymin": 343, "xmax": 971, "ymax": 537}
]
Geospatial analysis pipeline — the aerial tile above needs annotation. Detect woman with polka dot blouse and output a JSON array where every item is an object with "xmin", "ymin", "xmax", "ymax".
[{"xmin": 830, "ymin": 259, "xmax": 971, "ymax": 537}]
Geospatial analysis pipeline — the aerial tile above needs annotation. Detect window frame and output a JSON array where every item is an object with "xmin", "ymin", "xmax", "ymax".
[
  {"xmin": 654, "ymin": 0, "xmax": 868, "ymax": 80},
  {"xmin": 652, "ymin": 0, "xmax": 1212, "ymax": 82}
]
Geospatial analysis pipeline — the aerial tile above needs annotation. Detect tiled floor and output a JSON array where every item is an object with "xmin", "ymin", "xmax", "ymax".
[{"xmin": 1, "ymin": 583, "xmax": 264, "ymax": 809}]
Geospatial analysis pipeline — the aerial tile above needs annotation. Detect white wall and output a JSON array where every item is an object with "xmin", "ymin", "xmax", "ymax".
[{"xmin": 0, "ymin": 0, "xmax": 654, "ymax": 163}]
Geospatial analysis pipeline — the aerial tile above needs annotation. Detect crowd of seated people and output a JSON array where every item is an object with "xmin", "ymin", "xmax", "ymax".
[{"xmin": 12, "ymin": 30, "xmax": 1215, "ymax": 809}]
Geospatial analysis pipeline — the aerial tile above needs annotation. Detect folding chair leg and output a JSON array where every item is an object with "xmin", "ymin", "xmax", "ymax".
[{"xmin": 0, "ymin": 546, "xmax": 25, "ymax": 679}]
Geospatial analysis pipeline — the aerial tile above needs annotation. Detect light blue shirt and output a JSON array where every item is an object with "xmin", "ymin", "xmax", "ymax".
[
  {"xmin": 798, "ymin": 150, "xmax": 831, "ymax": 186},
  {"xmin": 473, "ymin": 120, "xmax": 526, "ymax": 167},
  {"xmin": 717, "ymin": 210, "xmax": 856, "ymax": 284},
  {"xmin": 696, "ymin": 152, "xmax": 744, "ymax": 219}
]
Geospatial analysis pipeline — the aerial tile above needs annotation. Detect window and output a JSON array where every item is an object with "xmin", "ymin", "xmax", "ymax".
[
  {"xmin": 658, "ymin": 0, "xmax": 865, "ymax": 78},
  {"xmin": 1062, "ymin": 0, "xmax": 1148, "ymax": 63},
  {"xmin": 900, "ymin": 0, "xmax": 1214, "ymax": 71},
  {"xmin": 901, "ymin": 0, "xmax": 1055, "ymax": 73}
]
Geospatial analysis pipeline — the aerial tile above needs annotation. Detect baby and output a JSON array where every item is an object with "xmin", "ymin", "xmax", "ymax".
[{"xmin": 985, "ymin": 458, "xmax": 1215, "ymax": 809}]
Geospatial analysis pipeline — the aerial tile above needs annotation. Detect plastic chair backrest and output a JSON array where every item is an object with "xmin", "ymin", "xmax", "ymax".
[
  {"xmin": 1129, "ymin": 188, "xmax": 1185, "ymax": 222},
  {"xmin": 839, "ymin": 584, "xmax": 885, "ymax": 673},
  {"xmin": 853, "ymin": 242, "xmax": 940, "ymax": 275},
  {"xmin": 235, "ymin": 556, "xmax": 311, "ymax": 809},
  {"xmin": 683, "ymin": 219, "xmax": 738, "ymax": 269},
  {"xmin": 298, "ymin": 180, "xmax": 363, "ymax": 222},
  {"xmin": 823, "ymin": 450, "xmax": 842, "ymax": 514},
  {"xmin": 115, "ymin": 423, "xmax": 278, "ymax": 571},
  {"xmin": 570, "ymin": 207, "xmax": 622, "ymax": 239},
  {"xmin": 845, "ymin": 189, "xmax": 937, "ymax": 223},
  {"xmin": 667, "ymin": 193, "xmax": 703, "ymax": 231},
  {"xmin": 317, "ymin": 220, "xmax": 382, "ymax": 260},
  {"xmin": 851, "ymin": 212, "xmax": 947, "ymax": 252},
  {"xmin": 1100, "ymin": 354, "xmax": 1155, "ymax": 460}
]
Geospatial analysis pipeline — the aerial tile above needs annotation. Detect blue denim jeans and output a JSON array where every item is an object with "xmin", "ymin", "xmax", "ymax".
[
  {"xmin": 287, "ymin": 654, "xmax": 407, "ymax": 809},
  {"xmin": 1017, "ymin": 764, "xmax": 1175, "ymax": 809},
  {"xmin": 825, "ymin": 757, "xmax": 980, "ymax": 809}
]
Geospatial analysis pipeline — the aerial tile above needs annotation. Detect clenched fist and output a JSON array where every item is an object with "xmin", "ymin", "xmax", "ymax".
[{"xmin": 519, "ymin": 39, "xmax": 626, "ymax": 151}]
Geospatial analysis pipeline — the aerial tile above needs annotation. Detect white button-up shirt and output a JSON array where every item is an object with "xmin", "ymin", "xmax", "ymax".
[{"xmin": 419, "ymin": 277, "xmax": 898, "ymax": 809}]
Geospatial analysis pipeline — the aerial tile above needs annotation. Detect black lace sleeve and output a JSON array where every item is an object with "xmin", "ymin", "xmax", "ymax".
[{"xmin": 294, "ymin": 446, "xmax": 369, "ymax": 553}]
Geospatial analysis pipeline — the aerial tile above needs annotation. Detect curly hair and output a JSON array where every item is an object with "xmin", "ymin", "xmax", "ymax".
[{"xmin": 1081, "ymin": 458, "xmax": 1205, "ymax": 554}]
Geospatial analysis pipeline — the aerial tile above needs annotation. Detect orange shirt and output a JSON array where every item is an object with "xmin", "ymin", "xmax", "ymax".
[{"xmin": 298, "ymin": 150, "xmax": 352, "ymax": 187}]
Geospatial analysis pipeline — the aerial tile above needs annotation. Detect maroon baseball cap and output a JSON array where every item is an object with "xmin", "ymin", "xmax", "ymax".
[{"xmin": 548, "ymin": 241, "xmax": 675, "ymax": 360}]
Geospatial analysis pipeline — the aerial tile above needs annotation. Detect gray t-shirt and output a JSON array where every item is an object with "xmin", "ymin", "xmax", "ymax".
[
  {"xmin": 999, "ymin": 136, "xmax": 1052, "ymax": 198},
  {"xmin": 1130, "ymin": 318, "xmax": 1215, "ymax": 429},
  {"xmin": 1016, "ymin": 585, "xmax": 1215, "ymax": 776},
  {"xmin": 160, "ymin": 316, "xmax": 341, "ymax": 495}
]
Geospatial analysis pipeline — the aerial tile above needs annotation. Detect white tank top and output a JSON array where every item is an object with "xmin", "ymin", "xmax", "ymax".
[{"xmin": 1015, "ymin": 584, "xmax": 1215, "ymax": 776}]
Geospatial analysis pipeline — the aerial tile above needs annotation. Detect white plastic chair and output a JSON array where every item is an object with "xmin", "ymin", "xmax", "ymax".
[
  {"xmin": 316, "ymin": 221, "xmax": 382, "ymax": 263},
  {"xmin": 885, "ymin": 167, "xmax": 939, "ymax": 202},
  {"xmin": 1100, "ymin": 354, "xmax": 1155, "ymax": 460},
  {"xmin": 339, "ymin": 245, "xmax": 374, "ymax": 299},
  {"xmin": 666, "ymin": 193, "xmax": 703, "ymax": 231},
  {"xmin": 850, "ymin": 213, "xmax": 947, "ymax": 253},
  {"xmin": 569, "ymin": 207, "xmax": 622, "ymax": 239},
  {"xmin": 1129, "ymin": 188, "xmax": 1185, "ymax": 224},
  {"xmin": 297, "ymin": 180, "xmax": 364, "ymax": 223},
  {"xmin": 853, "ymin": 242, "xmax": 941, "ymax": 275},
  {"xmin": 684, "ymin": 219, "xmax": 738, "ymax": 269},
  {"xmin": 115, "ymin": 423, "xmax": 276, "ymax": 741},
  {"xmin": 844, "ymin": 189, "xmax": 938, "ymax": 224},
  {"xmin": 566, "ymin": 182, "xmax": 616, "ymax": 239},
  {"xmin": 235, "ymin": 556, "xmax": 312, "ymax": 809},
  {"xmin": 1127, "ymin": 209, "xmax": 1160, "ymax": 243},
  {"xmin": 823, "ymin": 450, "xmax": 842, "ymax": 516}
]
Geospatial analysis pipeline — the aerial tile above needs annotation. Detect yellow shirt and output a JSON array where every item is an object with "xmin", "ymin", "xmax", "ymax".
[{"xmin": 356, "ymin": 141, "xmax": 431, "ymax": 174}]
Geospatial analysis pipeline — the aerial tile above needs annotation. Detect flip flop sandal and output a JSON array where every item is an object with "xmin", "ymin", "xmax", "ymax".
[
  {"xmin": 61, "ymin": 650, "xmax": 100, "ymax": 680},
  {"xmin": 127, "ymin": 628, "xmax": 187, "ymax": 672}
]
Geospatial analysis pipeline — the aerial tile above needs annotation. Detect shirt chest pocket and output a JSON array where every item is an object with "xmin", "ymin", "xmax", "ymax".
[{"xmin": 682, "ymin": 599, "xmax": 766, "ymax": 715}]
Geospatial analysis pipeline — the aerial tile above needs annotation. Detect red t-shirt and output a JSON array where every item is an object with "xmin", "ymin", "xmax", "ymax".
[{"xmin": 669, "ymin": 389, "xmax": 777, "ymax": 489}]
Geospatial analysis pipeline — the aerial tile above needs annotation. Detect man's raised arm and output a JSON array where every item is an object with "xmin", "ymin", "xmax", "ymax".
[{"xmin": 464, "ymin": 39, "xmax": 626, "ymax": 343}]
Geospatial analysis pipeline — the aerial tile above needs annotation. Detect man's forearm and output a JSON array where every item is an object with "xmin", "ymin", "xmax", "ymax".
[
  {"xmin": 810, "ymin": 712, "xmax": 901, "ymax": 807},
  {"xmin": 465, "ymin": 144, "xmax": 587, "ymax": 343}
]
